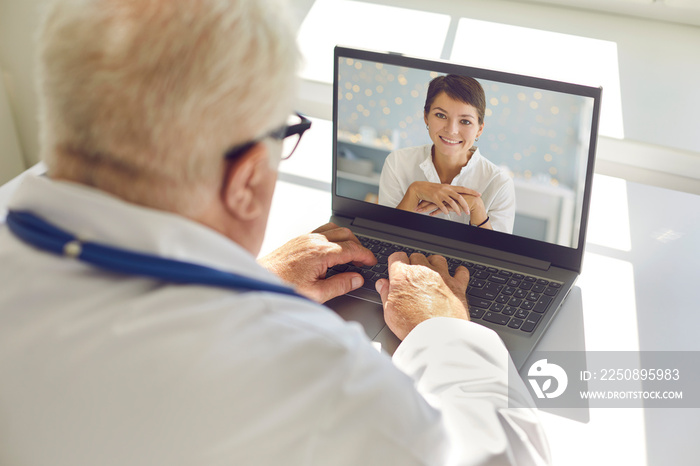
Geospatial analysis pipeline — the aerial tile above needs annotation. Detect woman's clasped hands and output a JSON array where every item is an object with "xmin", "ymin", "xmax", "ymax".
[{"xmin": 401, "ymin": 181, "xmax": 484, "ymax": 218}]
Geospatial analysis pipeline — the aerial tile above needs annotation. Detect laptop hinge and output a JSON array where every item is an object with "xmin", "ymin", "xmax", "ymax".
[{"xmin": 351, "ymin": 217, "xmax": 551, "ymax": 271}]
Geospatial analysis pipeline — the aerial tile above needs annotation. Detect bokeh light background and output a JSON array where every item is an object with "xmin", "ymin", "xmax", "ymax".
[{"xmin": 337, "ymin": 57, "xmax": 595, "ymax": 190}]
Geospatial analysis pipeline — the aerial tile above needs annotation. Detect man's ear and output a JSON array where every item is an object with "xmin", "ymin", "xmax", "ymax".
[{"xmin": 221, "ymin": 142, "xmax": 271, "ymax": 222}]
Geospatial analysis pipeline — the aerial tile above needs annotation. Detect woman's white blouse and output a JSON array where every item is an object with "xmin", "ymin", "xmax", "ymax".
[{"xmin": 378, "ymin": 144, "xmax": 516, "ymax": 234}]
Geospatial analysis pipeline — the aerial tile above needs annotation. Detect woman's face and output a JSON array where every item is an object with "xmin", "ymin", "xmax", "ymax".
[{"xmin": 424, "ymin": 92, "xmax": 484, "ymax": 160}]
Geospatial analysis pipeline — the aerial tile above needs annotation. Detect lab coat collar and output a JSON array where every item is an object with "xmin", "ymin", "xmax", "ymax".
[{"xmin": 7, "ymin": 175, "xmax": 282, "ymax": 285}]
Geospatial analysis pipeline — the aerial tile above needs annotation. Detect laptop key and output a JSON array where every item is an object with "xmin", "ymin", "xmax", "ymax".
[
  {"xmin": 488, "ymin": 274, "xmax": 508, "ymax": 284},
  {"xmin": 484, "ymin": 282, "xmax": 503, "ymax": 294},
  {"xmin": 470, "ymin": 279, "xmax": 486, "ymax": 289},
  {"xmin": 491, "ymin": 302, "xmax": 505, "ymax": 312},
  {"xmin": 360, "ymin": 271, "xmax": 378, "ymax": 289},
  {"xmin": 508, "ymin": 318, "xmax": 523, "ymax": 329},
  {"xmin": 469, "ymin": 308, "xmax": 486, "ymax": 319},
  {"xmin": 533, "ymin": 295, "xmax": 553, "ymax": 313},
  {"xmin": 483, "ymin": 312, "xmax": 510, "ymax": 326},
  {"xmin": 368, "ymin": 244, "xmax": 382, "ymax": 253},
  {"xmin": 520, "ymin": 314, "xmax": 542, "ymax": 333},
  {"xmin": 519, "ymin": 281, "xmax": 533, "ymax": 290},
  {"xmin": 468, "ymin": 287, "xmax": 498, "ymax": 301},
  {"xmin": 520, "ymin": 300, "xmax": 535, "ymax": 311},
  {"xmin": 468, "ymin": 297, "xmax": 492, "ymax": 309},
  {"xmin": 532, "ymin": 284, "xmax": 547, "ymax": 293},
  {"xmin": 495, "ymin": 294, "xmax": 510, "ymax": 304}
]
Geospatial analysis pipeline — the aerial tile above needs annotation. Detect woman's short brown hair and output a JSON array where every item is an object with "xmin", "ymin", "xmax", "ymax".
[{"xmin": 423, "ymin": 74, "xmax": 486, "ymax": 125}]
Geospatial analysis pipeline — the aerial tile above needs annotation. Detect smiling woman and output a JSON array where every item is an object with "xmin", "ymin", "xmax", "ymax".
[{"xmin": 378, "ymin": 74, "xmax": 516, "ymax": 233}]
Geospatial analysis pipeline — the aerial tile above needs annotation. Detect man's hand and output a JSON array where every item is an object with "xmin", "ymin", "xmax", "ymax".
[
  {"xmin": 259, "ymin": 223, "xmax": 377, "ymax": 303},
  {"xmin": 375, "ymin": 252, "xmax": 470, "ymax": 340}
]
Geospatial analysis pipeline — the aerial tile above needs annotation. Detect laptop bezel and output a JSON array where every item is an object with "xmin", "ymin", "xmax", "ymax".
[{"xmin": 331, "ymin": 46, "xmax": 602, "ymax": 274}]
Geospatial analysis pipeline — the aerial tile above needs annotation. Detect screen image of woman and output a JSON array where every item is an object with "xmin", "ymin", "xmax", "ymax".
[{"xmin": 378, "ymin": 74, "xmax": 515, "ymax": 234}]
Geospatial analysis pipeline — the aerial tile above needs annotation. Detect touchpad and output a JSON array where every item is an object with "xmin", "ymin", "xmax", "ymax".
[
  {"xmin": 326, "ymin": 294, "xmax": 401, "ymax": 355},
  {"xmin": 326, "ymin": 294, "xmax": 386, "ymax": 339}
]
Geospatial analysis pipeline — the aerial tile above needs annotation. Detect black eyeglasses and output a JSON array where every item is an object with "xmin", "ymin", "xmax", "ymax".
[{"xmin": 224, "ymin": 113, "xmax": 312, "ymax": 161}]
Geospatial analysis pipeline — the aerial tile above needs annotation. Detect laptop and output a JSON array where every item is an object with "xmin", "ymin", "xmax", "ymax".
[{"xmin": 325, "ymin": 46, "xmax": 601, "ymax": 369}]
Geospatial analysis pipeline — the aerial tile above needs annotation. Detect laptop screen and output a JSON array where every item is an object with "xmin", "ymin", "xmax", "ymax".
[{"xmin": 332, "ymin": 47, "xmax": 601, "ymax": 269}]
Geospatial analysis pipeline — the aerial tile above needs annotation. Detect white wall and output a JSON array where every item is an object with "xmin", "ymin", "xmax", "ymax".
[
  {"xmin": 0, "ymin": 0, "xmax": 46, "ymax": 176},
  {"xmin": 1, "ymin": 0, "xmax": 699, "ymax": 192},
  {"xmin": 0, "ymin": 68, "xmax": 24, "ymax": 184}
]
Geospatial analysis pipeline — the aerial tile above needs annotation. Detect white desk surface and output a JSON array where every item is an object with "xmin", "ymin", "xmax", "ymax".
[{"xmin": 2, "ymin": 120, "xmax": 699, "ymax": 465}]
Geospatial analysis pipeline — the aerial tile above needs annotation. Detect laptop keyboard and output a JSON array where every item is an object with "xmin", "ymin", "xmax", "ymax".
[{"xmin": 326, "ymin": 234, "xmax": 561, "ymax": 334}]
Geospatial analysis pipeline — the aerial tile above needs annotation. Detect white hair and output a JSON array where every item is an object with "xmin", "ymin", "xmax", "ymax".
[{"xmin": 37, "ymin": 0, "xmax": 299, "ymax": 216}]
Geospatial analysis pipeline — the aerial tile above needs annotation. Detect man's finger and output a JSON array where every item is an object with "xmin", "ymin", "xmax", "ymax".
[
  {"xmin": 408, "ymin": 252, "xmax": 431, "ymax": 268},
  {"xmin": 427, "ymin": 254, "xmax": 448, "ymax": 270},
  {"xmin": 375, "ymin": 278, "xmax": 390, "ymax": 307},
  {"xmin": 311, "ymin": 222, "xmax": 339, "ymax": 234},
  {"xmin": 333, "ymin": 240, "xmax": 377, "ymax": 268},
  {"xmin": 453, "ymin": 265, "xmax": 470, "ymax": 286},
  {"xmin": 387, "ymin": 251, "xmax": 409, "ymax": 266},
  {"xmin": 386, "ymin": 251, "xmax": 409, "ymax": 278},
  {"xmin": 309, "ymin": 272, "xmax": 364, "ymax": 303}
]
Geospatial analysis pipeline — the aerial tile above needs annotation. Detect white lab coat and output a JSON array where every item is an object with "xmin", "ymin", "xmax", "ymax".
[
  {"xmin": 0, "ymin": 175, "xmax": 549, "ymax": 465},
  {"xmin": 378, "ymin": 145, "xmax": 516, "ymax": 234}
]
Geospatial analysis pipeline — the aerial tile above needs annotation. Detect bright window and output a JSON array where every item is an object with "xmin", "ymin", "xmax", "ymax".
[{"xmin": 450, "ymin": 18, "xmax": 624, "ymax": 139}]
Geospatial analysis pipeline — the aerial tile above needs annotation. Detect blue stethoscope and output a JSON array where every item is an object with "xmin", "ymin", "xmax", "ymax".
[{"xmin": 5, "ymin": 210, "xmax": 306, "ymax": 300}]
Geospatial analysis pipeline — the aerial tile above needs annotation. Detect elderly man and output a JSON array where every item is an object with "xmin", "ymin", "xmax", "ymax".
[{"xmin": 0, "ymin": 0, "xmax": 549, "ymax": 465}]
